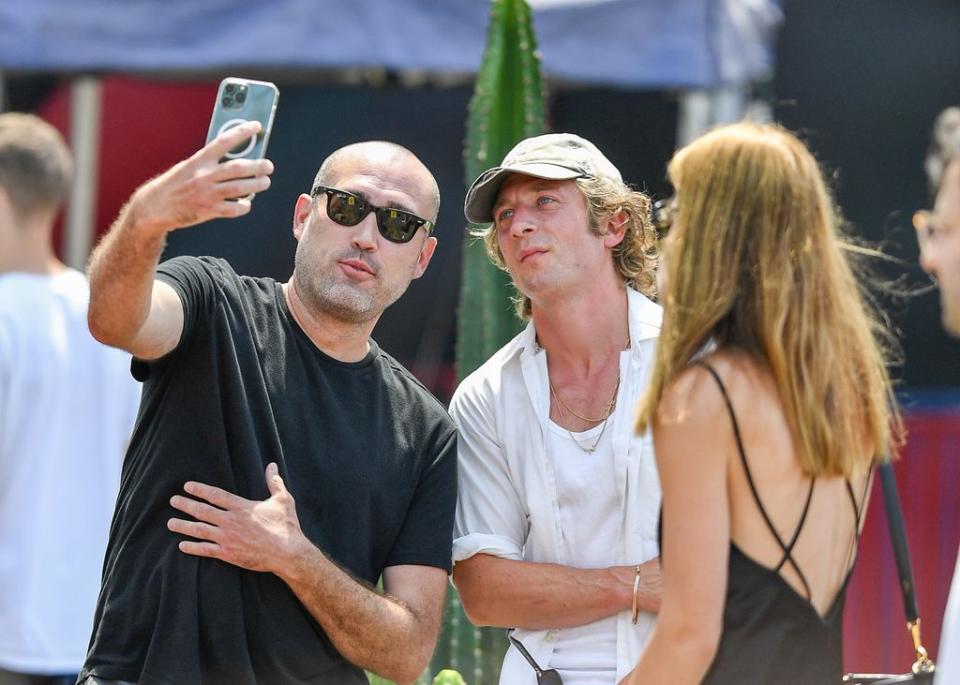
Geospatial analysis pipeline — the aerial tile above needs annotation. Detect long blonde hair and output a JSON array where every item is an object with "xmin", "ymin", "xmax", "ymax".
[{"xmin": 636, "ymin": 122, "xmax": 902, "ymax": 476}]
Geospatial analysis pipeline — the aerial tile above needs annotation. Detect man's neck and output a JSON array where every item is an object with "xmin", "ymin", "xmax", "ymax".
[
  {"xmin": 0, "ymin": 209, "xmax": 65, "ymax": 275},
  {"xmin": 0, "ymin": 235, "xmax": 64, "ymax": 275},
  {"xmin": 531, "ymin": 281, "xmax": 630, "ymax": 373},
  {"xmin": 282, "ymin": 281, "xmax": 377, "ymax": 363}
]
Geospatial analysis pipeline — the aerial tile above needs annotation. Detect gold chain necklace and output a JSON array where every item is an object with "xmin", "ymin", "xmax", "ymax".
[
  {"xmin": 558, "ymin": 405, "xmax": 611, "ymax": 453},
  {"xmin": 549, "ymin": 373, "xmax": 620, "ymax": 422},
  {"xmin": 550, "ymin": 371, "xmax": 621, "ymax": 454},
  {"xmin": 545, "ymin": 335, "xmax": 630, "ymax": 454},
  {"xmin": 552, "ymin": 394, "xmax": 613, "ymax": 453}
]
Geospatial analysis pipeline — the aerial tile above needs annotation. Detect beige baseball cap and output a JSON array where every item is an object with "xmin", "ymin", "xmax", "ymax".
[{"xmin": 463, "ymin": 133, "xmax": 623, "ymax": 224}]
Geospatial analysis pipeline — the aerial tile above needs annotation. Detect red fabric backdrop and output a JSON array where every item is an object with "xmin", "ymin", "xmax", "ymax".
[
  {"xmin": 40, "ymin": 77, "xmax": 216, "ymax": 253},
  {"xmin": 844, "ymin": 408, "xmax": 960, "ymax": 673}
]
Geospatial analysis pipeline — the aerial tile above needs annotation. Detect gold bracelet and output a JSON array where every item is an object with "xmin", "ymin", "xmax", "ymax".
[{"xmin": 631, "ymin": 564, "xmax": 642, "ymax": 624}]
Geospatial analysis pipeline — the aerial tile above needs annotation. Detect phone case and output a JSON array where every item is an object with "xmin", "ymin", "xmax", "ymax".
[{"xmin": 206, "ymin": 77, "xmax": 279, "ymax": 160}]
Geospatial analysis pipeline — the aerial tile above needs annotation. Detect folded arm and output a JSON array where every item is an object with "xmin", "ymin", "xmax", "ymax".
[
  {"xmin": 453, "ymin": 552, "xmax": 660, "ymax": 630},
  {"xmin": 450, "ymin": 383, "xmax": 660, "ymax": 631}
]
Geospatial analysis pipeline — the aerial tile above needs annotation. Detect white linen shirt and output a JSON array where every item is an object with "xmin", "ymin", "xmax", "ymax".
[
  {"xmin": 450, "ymin": 288, "xmax": 663, "ymax": 685},
  {"xmin": 936, "ymin": 546, "xmax": 960, "ymax": 684}
]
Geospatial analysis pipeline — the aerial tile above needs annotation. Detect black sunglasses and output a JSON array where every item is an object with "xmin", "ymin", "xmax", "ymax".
[
  {"xmin": 311, "ymin": 185, "xmax": 434, "ymax": 244},
  {"xmin": 507, "ymin": 629, "xmax": 564, "ymax": 685}
]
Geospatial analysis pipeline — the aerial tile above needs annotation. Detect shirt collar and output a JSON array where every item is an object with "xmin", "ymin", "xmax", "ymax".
[{"xmin": 516, "ymin": 287, "xmax": 662, "ymax": 361}]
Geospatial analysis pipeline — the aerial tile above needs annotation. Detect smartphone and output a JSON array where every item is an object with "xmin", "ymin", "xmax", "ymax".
[{"xmin": 206, "ymin": 77, "xmax": 279, "ymax": 161}]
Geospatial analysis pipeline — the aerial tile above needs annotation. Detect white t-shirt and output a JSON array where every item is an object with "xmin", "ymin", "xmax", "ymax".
[
  {"xmin": 546, "ymin": 419, "xmax": 619, "ymax": 684},
  {"xmin": 0, "ymin": 269, "xmax": 140, "ymax": 674}
]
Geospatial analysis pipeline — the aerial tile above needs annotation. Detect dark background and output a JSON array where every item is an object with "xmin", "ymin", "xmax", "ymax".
[{"xmin": 773, "ymin": 0, "xmax": 960, "ymax": 392}]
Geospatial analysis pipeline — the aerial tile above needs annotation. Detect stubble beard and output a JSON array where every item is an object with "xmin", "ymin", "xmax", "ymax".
[{"xmin": 293, "ymin": 246, "xmax": 412, "ymax": 325}]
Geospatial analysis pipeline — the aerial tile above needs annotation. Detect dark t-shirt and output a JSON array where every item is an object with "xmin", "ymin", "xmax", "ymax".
[{"xmin": 81, "ymin": 256, "xmax": 458, "ymax": 685}]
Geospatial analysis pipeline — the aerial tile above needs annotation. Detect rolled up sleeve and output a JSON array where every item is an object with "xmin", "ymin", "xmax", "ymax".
[{"xmin": 450, "ymin": 379, "xmax": 527, "ymax": 564}]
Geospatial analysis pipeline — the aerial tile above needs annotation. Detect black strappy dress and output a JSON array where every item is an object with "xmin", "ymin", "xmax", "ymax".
[{"xmin": 661, "ymin": 363, "xmax": 869, "ymax": 685}]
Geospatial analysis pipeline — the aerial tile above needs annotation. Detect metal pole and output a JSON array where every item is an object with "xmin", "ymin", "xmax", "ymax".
[
  {"xmin": 676, "ymin": 83, "xmax": 752, "ymax": 147},
  {"xmin": 65, "ymin": 76, "xmax": 102, "ymax": 270}
]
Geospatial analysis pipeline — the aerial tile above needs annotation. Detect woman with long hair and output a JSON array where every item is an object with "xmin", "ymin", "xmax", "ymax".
[{"xmin": 620, "ymin": 122, "xmax": 902, "ymax": 684}]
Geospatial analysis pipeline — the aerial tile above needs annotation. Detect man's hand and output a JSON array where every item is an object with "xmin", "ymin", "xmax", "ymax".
[
  {"xmin": 85, "ymin": 119, "xmax": 275, "ymax": 357},
  {"xmin": 130, "ymin": 120, "xmax": 274, "ymax": 237},
  {"xmin": 168, "ymin": 462, "xmax": 306, "ymax": 573},
  {"xmin": 169, "ymin": 463, "xmax": 448, "ymax": 684}
]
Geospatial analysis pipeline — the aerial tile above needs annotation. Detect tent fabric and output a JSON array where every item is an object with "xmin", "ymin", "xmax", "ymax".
[{"xmin": 0, "ymin": 0, "xmax": 781, "ymax": 89}]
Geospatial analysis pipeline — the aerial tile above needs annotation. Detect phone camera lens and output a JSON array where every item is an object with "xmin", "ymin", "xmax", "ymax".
[
  {"xmin": 225, "ymin": 83, "xmax": 235, "ymax": 93},
  {"xmin": 222, "ymin": 96, "xmax": 234, "ymax": 107},
  {"xmin": 235, "ymin": 90, "xmax": 247, "ymax": 104}
]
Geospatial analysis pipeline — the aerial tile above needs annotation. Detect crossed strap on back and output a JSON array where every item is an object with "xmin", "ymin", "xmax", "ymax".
[{"xmin": 697, "ymin": 362, "xmax": 866, "ymax": 602}]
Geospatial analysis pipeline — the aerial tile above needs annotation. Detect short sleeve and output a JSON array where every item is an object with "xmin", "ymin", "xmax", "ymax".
[
  {"xmin": 383, "ymin": 427, "xmax": 459, "ymax": 572},
  {"xmin": 132, "ymin": 256, "xmax": 227, "ymax": 381},
  {"xmin": 449, "ymin": 382, "xmax": 527, "ymax": 564}
]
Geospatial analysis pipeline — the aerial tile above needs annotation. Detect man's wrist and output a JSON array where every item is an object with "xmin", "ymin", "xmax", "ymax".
[
  {"xmin": 635, "ymin": 558, "xmax": 663, "ymax": 613},
  {"xmin": 124, "ymin": 186, "xmax": 174, "ymax": 240},
  {"xmin": 607, "ymin": 565, "xmax": 635, "ymax": 611},
  {"xmin": 275, "ymin": 533, "xmax": 326, "ymax": 585},
  {"xmin": 631, "ymin": 564, "xmax": 642, "ymax": 624}
]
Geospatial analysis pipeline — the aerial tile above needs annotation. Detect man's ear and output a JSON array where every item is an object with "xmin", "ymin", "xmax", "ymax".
[
  {"xmin": 602, "ymin": 207, "xmax": 629, "ymax": 249},
  {"xmin": 292, "ymin": 194, "xmax": 313, "ymax": 240},
  {"xmin": 412, "ymin": 235, "xmax": 438, "ymax": 280}
]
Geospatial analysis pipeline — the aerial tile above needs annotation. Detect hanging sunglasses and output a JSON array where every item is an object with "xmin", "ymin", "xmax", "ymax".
[
  {"xmin": 506, "ymin": 629, "xmax": 564, "ymax": 685},
  {"xmin": 652, "ymin": 197, "xmax": 676, "ymax": 239},
  {"xmin": 311, "ymin": 185, "xmax": 434, "ymax": 244}
]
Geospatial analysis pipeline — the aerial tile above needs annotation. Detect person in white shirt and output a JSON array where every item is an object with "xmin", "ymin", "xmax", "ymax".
[
  {"xmin": 450, "ymin": 133, "xmax": 663, "ymax": 685},
  {"xmin": 0, "ymin": 113, "xmax": 140, "ymax": 685},
  {"xmin": 919, "ymin": 107, "xmax": 960, "ymax": 685}
]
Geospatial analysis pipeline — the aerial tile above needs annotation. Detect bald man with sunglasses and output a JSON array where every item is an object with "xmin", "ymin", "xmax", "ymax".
[{"xmin": 80, "ymin": 123, "xmax": 457, "ymax": 685}]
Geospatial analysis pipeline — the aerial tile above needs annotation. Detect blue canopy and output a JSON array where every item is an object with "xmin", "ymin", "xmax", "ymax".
[{"xmin": 0, "ymin": 0, "xmax": 781, "ymax": 88}]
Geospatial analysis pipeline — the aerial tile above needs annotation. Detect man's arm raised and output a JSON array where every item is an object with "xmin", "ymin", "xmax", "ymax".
[
  {"xmin": 167, "ymin": 464, "xmax": 446, "ymax": 685},
  {"xmin": 87, "ymin": 121, "xmax": 273, "ymax": 359}
]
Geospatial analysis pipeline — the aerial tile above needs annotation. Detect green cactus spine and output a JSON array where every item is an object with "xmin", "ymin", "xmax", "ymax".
[
  {"xmin": 456, "ymin": 0, "xmax": 547, "ymax": 381},
  {"xmin": 437, "ymin": 1, "xmax": 548, "ymax": 683}
]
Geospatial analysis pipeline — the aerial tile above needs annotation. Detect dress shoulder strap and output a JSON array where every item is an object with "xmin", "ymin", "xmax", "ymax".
[
  {"xmin": 697, "ymin": 361, "xmax": 815, "ymax": 599},
  {"xmin": 839, "ymin": 464, "xmax": 875, "ymax": 575}
]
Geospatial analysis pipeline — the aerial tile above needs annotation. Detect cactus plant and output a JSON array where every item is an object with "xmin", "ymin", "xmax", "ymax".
[
  {"xmin": 441, "ymin": 1, "xmax": 548, "ymax": 684},
  {"xmin": 456, "ymin": 0, "xmax": 547, "ymax": 380}
]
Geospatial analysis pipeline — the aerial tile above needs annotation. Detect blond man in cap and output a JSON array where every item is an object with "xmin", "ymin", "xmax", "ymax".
[{"xmin": 450, "ymin": 133, "xmax": 663, "ymax": 685}]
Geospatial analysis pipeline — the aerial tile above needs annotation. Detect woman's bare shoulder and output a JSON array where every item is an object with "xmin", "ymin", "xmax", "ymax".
[{"xmin": 657, "ymin": 350, "xmax": 772, "ymax": 429}]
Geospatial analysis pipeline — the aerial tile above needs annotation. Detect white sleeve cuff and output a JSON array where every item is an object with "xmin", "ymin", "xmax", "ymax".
[{"xmin": 452, "ymin": 532, "xmax": 523, "ymax": 564}]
